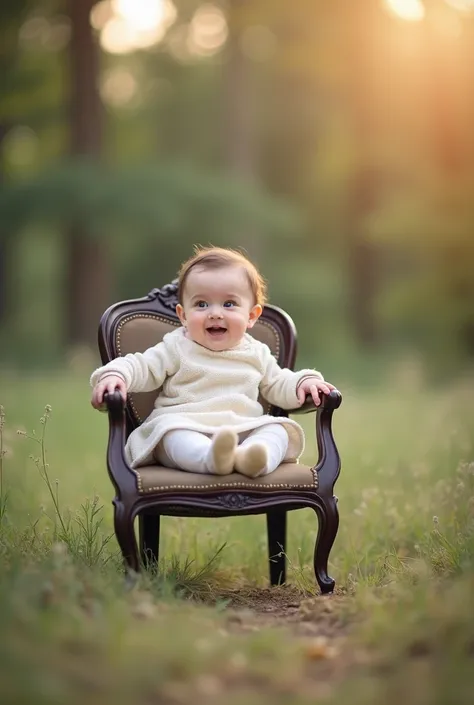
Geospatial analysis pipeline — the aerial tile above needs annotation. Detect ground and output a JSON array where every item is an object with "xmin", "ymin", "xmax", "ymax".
[{"xmin": 1, "ymin": 369, "xmax": 474, "ymax": 704}]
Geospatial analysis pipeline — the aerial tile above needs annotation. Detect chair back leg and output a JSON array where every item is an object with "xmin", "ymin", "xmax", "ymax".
[
  {"xmin": 266, "ymin": 510, "xmax": 287, "ymax": 586},
  {"xmin": 139, "ymin": 513, "xmax": 161, "ymax": 571}
]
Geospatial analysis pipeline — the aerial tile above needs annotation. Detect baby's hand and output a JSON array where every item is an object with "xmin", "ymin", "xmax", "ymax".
[
  {"xmin": 296, "ymin": 377, "xmax": 336, "ymax": 407},
  {"xmin": 91, "ymin": 375, "xmax": 127, "ymax": 410}
]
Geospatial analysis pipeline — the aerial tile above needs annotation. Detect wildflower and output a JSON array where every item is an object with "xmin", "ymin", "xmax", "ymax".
[
  {"xmin": 304, "ymin": 636, "xmax": 338, "ymax": 660},
  {"xmin": 433, "ymin": 515, "xmax": 439, "ymax": 525},
  {"xmin": 51, "ymin": 542, "xmax": 67, "ymax": 557}
]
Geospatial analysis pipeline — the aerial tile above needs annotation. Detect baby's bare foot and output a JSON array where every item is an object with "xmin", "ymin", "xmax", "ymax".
[
  {"xmin": 211, "ymin": 429, "xmax": 237, "ymax": 475},
  {"xmin": 235, "ymin": 443, "xmax": 268, "ymax": 478}
]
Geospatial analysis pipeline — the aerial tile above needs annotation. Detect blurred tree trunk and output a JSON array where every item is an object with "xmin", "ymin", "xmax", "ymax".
[
  {"xmin": 66, "ymin": 0, "xmax": 109, "ymax": 347},
  {"xmin": 223, "ymin": 0, "xmax": 259, "ymax": 255},
  {"xmin": 0, "ymin": 0, "xmax": 31, "ymax": 328},
  {"xmin": 0, "ymin": 122, "xmax": 11, "ymax": 327},
  {"xmin": 345, "ymin": 1, "xmax": 380, "ymax": 347},
  {"xmin": 224, "ymin": 0, "xmax": 256, "ymax": 179}
]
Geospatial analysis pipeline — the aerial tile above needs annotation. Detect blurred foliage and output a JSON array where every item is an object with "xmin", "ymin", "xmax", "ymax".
[
  {"xmin": 0, "ymin": 0, "xmax": 474, "ymax": 378},
  {"xmin": 0, "ymin": 158, "xmax": 299, "ymax": 240}
]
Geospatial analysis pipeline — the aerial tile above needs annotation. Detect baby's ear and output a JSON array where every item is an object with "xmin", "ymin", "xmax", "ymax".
[
  {"xmin": 176, "ymin": 303, "xmax": 186, "ymax": 326},
  {"xmin": 247, "ymin": 304, "xmax": 262, "ymax": 328}
]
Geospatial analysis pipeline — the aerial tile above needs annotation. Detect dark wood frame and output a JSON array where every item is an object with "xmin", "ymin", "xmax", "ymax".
[{"xmin": 99, "ymin": 282, "xmax": 342, "ymax": 594}]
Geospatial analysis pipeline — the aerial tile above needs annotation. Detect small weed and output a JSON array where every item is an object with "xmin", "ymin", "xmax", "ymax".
[
  {"xmin": 149, "ymin": 543, "xmax": 231, "ymax": 601},
  {"xmin": 16, "ymin": 406, "xmax": 115, "ymax": 568},
  {"xmin": 0, "ymin": 406, "xmax": 8, "ymax": 527}
]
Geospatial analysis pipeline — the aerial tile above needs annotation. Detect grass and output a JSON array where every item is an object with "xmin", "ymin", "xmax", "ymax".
[{"xmin": 1, "ymin": 366, "xmax": 474, "ymax": 704}]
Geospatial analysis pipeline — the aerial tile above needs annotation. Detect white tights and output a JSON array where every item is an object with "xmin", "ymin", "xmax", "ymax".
[{"xmin": 154, "ymin": 424, "xmax": 289, "ymax": 476}]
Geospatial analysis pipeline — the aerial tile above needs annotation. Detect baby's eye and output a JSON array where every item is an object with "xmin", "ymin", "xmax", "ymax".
[
  {"xmin": 223, "ymin": 300, "xmax": 237, "ymax": 308},
  {"xmin": 196, "ymin": 301, "xmax": 208, "ymax": 309}
]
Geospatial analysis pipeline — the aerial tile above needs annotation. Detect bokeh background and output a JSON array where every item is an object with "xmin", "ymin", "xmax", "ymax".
[
  {"xmin": 1, "ymin": 7, "xmax": 474, "ymax": 701},
  {"xmin": 1, "ymin": 0, "xmax": 474, "ymax": 383}
]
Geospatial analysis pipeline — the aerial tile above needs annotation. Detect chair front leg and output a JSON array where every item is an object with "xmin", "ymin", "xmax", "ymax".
[
  {"xmin": 266, "ymin": 510, "xmax": 287, "ymax": 586},
  {"xmin": 313, "ymin": 496, "xmax": 339, "ymax": 594},
  {"xmin": 113, "ymin": 499, "xmax": 140, "ymax": 574}
]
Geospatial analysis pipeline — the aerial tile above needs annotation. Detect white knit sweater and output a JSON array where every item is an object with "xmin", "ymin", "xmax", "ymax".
[{"xmin": 90, "ymin": 327, "xmax": 323, "ymax": 468}]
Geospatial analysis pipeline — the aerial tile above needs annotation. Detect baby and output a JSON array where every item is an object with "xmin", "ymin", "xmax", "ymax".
[{"xmin": 91, "ymin": 247, "xmax": 336, "ymax": 477}]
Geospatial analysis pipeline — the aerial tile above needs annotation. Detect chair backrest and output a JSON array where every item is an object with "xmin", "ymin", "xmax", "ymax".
[{"xmin": 98, "ymin": 281, "xmax": 298, "ymax": 430}]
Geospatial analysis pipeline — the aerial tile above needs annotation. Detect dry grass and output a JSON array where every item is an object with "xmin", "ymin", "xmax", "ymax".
[{"xmin": 0, "ymin": 369, "xmax": 473, "ymax": 704}]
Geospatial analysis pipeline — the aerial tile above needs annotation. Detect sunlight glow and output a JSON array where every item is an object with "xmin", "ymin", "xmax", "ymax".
[
  {"xmin": 445, "ymin": 0, "xmax": 474, "ymax": 13},
  {"xmin": 99, "ymin": 0, "xmax": 176, "ymax": 54},
  {"xmin": 112, "ymin": 0, "xmax": 165, "ymax": 32},
  {"xmin": 430, "ymin": 6, "xmax": 463, "ymax": 37},
  {"xmin": 19, "ymin": 15, "xmax": 71, "ymax": 51},
  {"xmin": 187, "ymin": 4, "xmax": 228, "ymax": 56},
  {"xmin": 90, "ymin": 0, "xmax": 113, "ymax": 31},
  {"xmin": 384, "ymin": 0, "xmax": 426, "ymax": 21},
  {"xmin": 101, "ymin": 16, "xmax": 166, "ymax": 53},
  {"xmin": 167, "ymin": 25, "xmax": 192, "ymax": 63},
  {"xmin": 100, "ymin": 67, "xmax": 138, "ymax": 107}
]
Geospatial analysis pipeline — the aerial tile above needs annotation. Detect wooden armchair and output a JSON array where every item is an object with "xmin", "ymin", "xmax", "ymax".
[{"xmin": 98, "ymin": 281, "xmax": 342, "ymax": 593}]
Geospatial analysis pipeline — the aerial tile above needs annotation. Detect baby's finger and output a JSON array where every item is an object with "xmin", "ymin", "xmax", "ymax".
[
  {"xmin": 310, "ymin": 385, "xmax": 321, "ymax": 406},
  {"xmin": 106, "ymin": 380, "xmax": 119, "ymax": 396},
  {"xmin": 91, "ymin": 384, "xmax": 105, "ymax": 408},
  {"xmin": 297, "ymin": 387, "xmax": 306, "ymax": 405}
]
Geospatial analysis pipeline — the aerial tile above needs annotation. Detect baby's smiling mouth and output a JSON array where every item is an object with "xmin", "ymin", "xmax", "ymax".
[{"xmin": 206, "ymin": 325, "xmax": 227, "ymax": 334}]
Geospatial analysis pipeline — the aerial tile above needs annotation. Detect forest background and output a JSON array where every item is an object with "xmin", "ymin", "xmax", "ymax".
[
  {"xmin": 1, "ymin": 0, "xmax": 474, "ymax": 383},
  {"xmin": 1, "ymin": 3, "xmax": 474, "ymax": 703}
]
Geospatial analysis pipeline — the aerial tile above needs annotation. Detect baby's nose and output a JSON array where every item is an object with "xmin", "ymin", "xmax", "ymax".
[{"xmin": 208, "ymin": 306, "xmax": 223, "ymax": 318}]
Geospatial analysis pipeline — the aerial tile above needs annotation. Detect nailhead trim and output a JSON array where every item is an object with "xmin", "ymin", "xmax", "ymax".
[
  {"xmin": 137, "ymin": 480, "xmax": 318, "ymax": 493},
  {"xmin": 257, "ymin": 318, "xmax": 281, "ymax": 359},
  {"xmin": 135, "ymin": 465, "xmax": 318, "ymax": 493}
]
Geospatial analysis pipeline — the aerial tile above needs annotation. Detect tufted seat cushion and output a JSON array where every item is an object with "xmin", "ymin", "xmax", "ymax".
[{"xmin": 135, "ymin": 462, "xmax": 318, "ymax": 494}]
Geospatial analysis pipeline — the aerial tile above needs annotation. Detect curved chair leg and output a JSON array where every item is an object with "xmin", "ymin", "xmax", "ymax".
[
  {"xmin": 313, "ymin": 496, "xmax": 339, "ymax": 594},
  {"xmin": 114, "ymin": 500, "xmax": 139, "ymax": 574},
  {"xmin": 139, "ymin": 513, "xmax": 160, "ymax": 571},
  {"xmin": 266, "ymin": 510, "xmax": 287, "ymax": 586}
]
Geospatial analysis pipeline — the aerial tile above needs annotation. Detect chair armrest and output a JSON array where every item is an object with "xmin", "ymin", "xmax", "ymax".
[
  {"xmin": 103, "ymin": 391, "xmax": 138, "ymax": 499},
  {"xmin": 291, "ymin": 389, "xmax": 343, "ymax": 414},
  {"xmin": 313, "ymin": 390, "xmax": 342, "ymax": 497}
]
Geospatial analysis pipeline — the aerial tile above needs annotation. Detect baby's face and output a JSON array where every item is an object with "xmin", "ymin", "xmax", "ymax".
[{"xmin": 176, "ymin": 265, "xmax": 262, "ymax": 351}]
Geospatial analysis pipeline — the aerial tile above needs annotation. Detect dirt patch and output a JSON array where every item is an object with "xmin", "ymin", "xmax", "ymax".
[
  {"xmin": 205, "ymin": 585, "xmax": 372, "ymax": 700},
  {"xmin": 220, "ymin": 584, "xmax": 356, "ymax": 638}
]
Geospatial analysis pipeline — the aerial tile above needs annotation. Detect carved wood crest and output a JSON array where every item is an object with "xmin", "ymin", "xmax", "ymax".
[{"xmin": 148, "ymin": 279, "xmax": 179, "ymax": 311}]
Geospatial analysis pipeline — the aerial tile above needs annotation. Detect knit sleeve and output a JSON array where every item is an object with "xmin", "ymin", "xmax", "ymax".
[
  {"xmin": 90, "ymin": 336, "xmax": 179, "ymax": 393},
  {"xmin": 258, "ymin": 344, "xmax": 324, "ymax": 410}
]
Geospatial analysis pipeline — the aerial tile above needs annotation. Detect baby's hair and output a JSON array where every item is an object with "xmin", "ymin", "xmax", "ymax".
[{"xmin": 178, "ymin": 246, "xmax": 267, "ymax": 306}]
